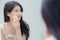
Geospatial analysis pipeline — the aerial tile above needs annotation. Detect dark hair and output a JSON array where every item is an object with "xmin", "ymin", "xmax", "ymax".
[
  {"xmin": 4, "ymin": 1, "xmax": 29, "ymax": 40},
  {"xmin": 42, "ymin": 0, "xmax": 60, "ymax": 40}
]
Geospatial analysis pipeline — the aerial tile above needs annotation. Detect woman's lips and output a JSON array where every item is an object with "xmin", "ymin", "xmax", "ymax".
[
  {"xmin": 17, "ymin": 16, "xmax": 20, "ymax": 18},
  {"xmin": 17, "ymin": 16, "xmax": 21, "ymax": 20}
]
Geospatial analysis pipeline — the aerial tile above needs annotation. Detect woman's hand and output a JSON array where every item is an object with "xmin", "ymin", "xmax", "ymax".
[
  {"xmin": 11, "ymin": 16, "xmax": 22, "ymax": 40},
  {"xmin": 12, "ymin": 15, "xmax": 20, "ymax": 29}
]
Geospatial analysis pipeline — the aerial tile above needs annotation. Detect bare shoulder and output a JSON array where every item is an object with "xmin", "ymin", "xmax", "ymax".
[
  {"xmin": 0, "ymin": 24, "xmax": 3, "ymax": 33},
  {"xmin": 0, "ymin": 27, "xmax": 1, "ymax": 36},
  {"xmin": 0, "ymin": 27, "xmax": 1, "ymax": 32},
  {"xmin": 0, "ymin": 23, "xmax": 5, "ymax": 31},
  {"xmin": 46, "ymin": 35, "xmax": 57, "ymax": 40},
  {"xmin": 0, "ymin": 23, "xmax": 5, "ymax": 28}
]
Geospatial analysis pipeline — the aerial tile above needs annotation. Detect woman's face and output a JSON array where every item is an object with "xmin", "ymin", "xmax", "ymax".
[{"xmin": 7, "ymin": 5, "xmax": 22, "ymax": 21}]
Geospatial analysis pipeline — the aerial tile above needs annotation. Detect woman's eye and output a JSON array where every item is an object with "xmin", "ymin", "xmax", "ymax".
[
  {"xmin": 15, "ymin": 10, "xmax": 21, "ymax": 12},
  {"xmin": 15, "ymin": 10, "xmax": 18, "ymax": 12}
]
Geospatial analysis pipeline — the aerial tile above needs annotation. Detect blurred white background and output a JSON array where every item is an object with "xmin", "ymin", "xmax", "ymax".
[{"xmin": 0, "ymin": 0, "xmax": 45, "ymax": 40}]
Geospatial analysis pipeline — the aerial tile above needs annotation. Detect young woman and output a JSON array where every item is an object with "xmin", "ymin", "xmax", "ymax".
[
  {"xmin": 0, "ymin": 1, "xmax": 29, "ymax": 40},
  {"xmin": 42, "ymin": 0, "xmax": 60, "ymax": 40}
]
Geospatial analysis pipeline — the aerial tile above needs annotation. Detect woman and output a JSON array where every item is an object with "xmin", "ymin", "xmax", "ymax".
[
  {"xmin": 42, "ymin": 0, "xmax": 60, "ymax": 40},
  {"xmin": 0, "ymin": 1, "xmax": 29, "ymax": 40}
]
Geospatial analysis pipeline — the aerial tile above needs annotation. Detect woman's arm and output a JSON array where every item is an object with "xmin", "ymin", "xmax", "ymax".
[
  {"xmin": 15, "ymin": 27, "xmax": 22, "ymax": 40},
  {"xmin": 15, "ymin": 27, "xmax": 27, "ymax": 40},
  {"xmin": 12, "ymin": 16, "xmax": 27, "ymax": 40},
  {"xmin": 1, "ymin": 28, "xmax": 5, "ymax": 40},
  {"xmin": 0, "ymin": 25, "xmax": 5, "ymax": 40},
  {"xmin": 22, "ymin": 34, "xmax": 26, "ymax": 40},
  {"xmin": 0, "ymin": 28, "xmax": 1, "ymax": 40},
  {"xmin": 12, "ymin": 16, "xmax": 23, "ymax": 40}
]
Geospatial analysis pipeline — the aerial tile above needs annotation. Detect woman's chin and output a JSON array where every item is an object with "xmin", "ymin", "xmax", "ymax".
[{"xmin": 18, "ymin": 18, "xmax": 21, "ymax": 21}]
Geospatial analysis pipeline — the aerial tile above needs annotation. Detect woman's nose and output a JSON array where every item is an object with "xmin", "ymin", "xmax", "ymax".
[{"xmin": 18, "ymin": 12, "xmax": 22, "ymax": 16}]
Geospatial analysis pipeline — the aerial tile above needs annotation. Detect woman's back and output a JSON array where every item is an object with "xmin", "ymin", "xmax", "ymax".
[{"xmin": 42, "ymin": 0, "xmax": 60, "ymax": 40}]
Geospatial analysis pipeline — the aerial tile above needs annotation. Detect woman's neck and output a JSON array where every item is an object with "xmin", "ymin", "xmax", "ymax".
[{"xmin": 5, "ymin": 21, "xmax": 14, "ymax": 28}]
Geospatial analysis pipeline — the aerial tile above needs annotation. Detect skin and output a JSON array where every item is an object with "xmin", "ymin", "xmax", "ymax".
[
  {"xmin": 46, "ymin": 27, "xmax": 57, "ymax": 40},
  {"xmin": 45, "ymin": 27, "xmax": 51, "ymax": 38},
  {"xmin": 0, "ymin": 5, "xmax": 26, "ymax": 40}
]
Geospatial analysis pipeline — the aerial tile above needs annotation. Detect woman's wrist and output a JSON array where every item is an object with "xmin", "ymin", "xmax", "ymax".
[
  {"xmin": 15, "ymin": 26, "xmax": 22, "ymax": 40},
  {"xmin": 15, "ymin": 27, "xmax": 20, "ymax": 30}
]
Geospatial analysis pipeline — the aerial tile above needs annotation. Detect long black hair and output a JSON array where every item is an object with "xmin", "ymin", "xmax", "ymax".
[
  {"xmin": 42, "ymin": 0, "xmax": 60, "ymax": 40},
  {"xmin": 4, "ymin": 1, "xmax": 29, "ymax": 40}
]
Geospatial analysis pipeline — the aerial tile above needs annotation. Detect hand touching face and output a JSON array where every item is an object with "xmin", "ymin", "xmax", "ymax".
[{"xmin": 7, "ymin": 5, "xmax": 22, "ymax": 21}]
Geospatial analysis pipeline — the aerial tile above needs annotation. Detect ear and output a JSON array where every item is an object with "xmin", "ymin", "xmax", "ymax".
[{"xmin": 7, "ymin": 12, "xmax": 10, "ymax": 16}]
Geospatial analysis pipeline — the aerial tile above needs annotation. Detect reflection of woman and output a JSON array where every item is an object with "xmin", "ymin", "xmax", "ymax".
[
  {"xmin": 42, "ymin": 0, "xmax": 60, "ymax": 40},
  {"xmin": 0, "ymin": 1, "xmax": 29, "ymax": 40}
]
